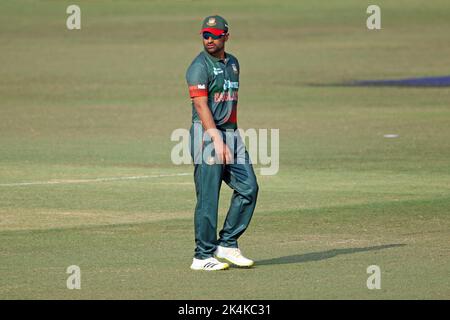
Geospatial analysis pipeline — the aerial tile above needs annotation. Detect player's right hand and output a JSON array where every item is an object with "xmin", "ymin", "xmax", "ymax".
[{"xmin": 214, "ymin": 139, "xmax": 233, "ymax": 164}]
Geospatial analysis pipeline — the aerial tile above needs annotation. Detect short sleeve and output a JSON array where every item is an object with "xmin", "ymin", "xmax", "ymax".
[
  {"xmin": 186, "ymin": 62, "xmax": 208, "ymax": 98},
  {"xmin": 235, "ymin": 59, "xmax": 240, "ymax": 74}
]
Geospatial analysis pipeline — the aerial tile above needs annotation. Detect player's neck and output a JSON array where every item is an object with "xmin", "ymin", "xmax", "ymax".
[{"xmin": 210, "ymin": 49, "xmax": 226, "ymax": 61}]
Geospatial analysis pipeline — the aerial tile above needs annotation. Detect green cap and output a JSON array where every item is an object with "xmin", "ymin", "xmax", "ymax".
[{"xmin": 201, "ymin": 15, "xmax": 229, "ymax": 36}]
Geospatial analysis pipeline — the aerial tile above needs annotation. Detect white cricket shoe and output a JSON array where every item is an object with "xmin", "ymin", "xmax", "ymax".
[
  {"xmin": 190, "ymin": 257, "xmax": 229, "ymax": 271},
  {"xmin": 215, "ymin": 246, "xmax": 254, "ymax": 267}
]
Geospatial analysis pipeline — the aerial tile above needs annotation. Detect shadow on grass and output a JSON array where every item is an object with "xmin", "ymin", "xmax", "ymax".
[
  {"xmin": 256, "ymin": 244, "xmax": 406, "ymax": 266},
  {"xmin": 308, "ymin": 75, "xmax": 450, "ymax": 88}
]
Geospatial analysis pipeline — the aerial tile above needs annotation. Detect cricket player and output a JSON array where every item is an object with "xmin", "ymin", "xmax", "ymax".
[{"xmin": 186, "ymin": 15, "xmax": 259, "ymax": 271}]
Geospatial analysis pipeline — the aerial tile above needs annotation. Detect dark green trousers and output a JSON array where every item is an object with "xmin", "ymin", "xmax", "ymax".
[{"xmin": 190, "ymin": 123, "xmax": 259, "ymax": 259}]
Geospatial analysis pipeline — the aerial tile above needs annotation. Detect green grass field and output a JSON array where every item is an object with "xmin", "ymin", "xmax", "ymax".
[{"xmin": 1, "ymin": 0, "xmax": 449, "ymax": 299}]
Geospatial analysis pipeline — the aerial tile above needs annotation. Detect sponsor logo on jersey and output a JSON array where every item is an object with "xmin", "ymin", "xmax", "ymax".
[
  {"xmin": 197, "ymin": 84, "xmax": 206, "ymax": 89},
  {"xmin": 213, "ymin": 67, "xmax": 224, "ymax": 75},
  {"xmin": 223, "ymin": 79, "xmax": 239, "ymax": 90}
]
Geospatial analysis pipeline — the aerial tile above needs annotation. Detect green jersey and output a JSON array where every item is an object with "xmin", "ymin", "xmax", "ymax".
[{"xmin": 186, "ymin": 50, "xmax": 240, "ymax": 130}]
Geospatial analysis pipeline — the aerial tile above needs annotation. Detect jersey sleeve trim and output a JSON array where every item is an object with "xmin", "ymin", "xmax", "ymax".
[{"xmin": 188, "ymin": 85, "xmax": 208, "ymax": 98}]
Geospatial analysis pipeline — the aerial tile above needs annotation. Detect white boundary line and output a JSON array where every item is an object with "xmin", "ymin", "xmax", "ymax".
[{"xmin": 0, "ymin": 173, "xmax": 191, "ymax": 187}]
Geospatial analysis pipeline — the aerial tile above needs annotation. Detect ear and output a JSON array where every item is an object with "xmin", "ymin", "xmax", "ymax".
[{"xmin": 224, "ymin": 33, "xmax": 229, "ymax": 42}]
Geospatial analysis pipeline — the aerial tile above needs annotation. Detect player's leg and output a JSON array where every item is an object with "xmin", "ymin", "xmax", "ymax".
[
  {"xmin": 216, "ymin": 132, "xmax": 258, "ymax": 266},
  {"xmin": 192, "ymin": 158, "xmax": 223, "ymax": 259},
  {"xmin": 189, "ymin": 123, "xmax": 227, "ymax": 270},
  {"xmin": 219, "ymin": 158, "xmax": 258, "ymax": 247}
]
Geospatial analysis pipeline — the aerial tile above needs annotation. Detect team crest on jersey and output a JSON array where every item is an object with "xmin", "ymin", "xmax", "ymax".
[
  {"xmin": 207, "ymin": 17, "xmax": 216, "ymax": 26},
  {"xmin": 231, "ymin": 63, "xmax": 238, "ymax": 74}
]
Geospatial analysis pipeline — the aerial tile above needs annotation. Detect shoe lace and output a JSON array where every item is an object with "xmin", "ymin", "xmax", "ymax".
[
  {"xmin": 230, "ymin": 248, "xmax": 243, "ymax": 258},
  {"xmin": 208, "ymin": 257, "xmax": 221, "ymax": 264}
]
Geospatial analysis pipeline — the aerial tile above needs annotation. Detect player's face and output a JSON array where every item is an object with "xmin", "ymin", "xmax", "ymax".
[{"xmin": 202, "ymin": 32, "xmax": 228, "ymax": 55}]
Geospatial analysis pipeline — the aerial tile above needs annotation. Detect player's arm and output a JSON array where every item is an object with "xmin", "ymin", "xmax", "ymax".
[
  {"xmin": 187, "ymin": 62, "xmax": 231, "ymax": 164},
  {"xmin": 192, "ymin": 96, "xmax": 232, "ymax": 164}
]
